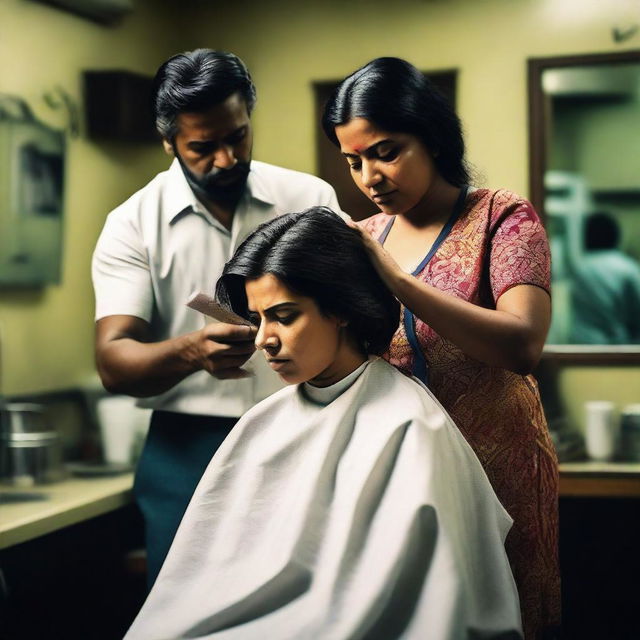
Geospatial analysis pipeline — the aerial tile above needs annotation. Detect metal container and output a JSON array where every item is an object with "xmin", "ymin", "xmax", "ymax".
[
  {"xmin": 1, "ymin": 402, "xmax": 49, "ymax": 434},
  {"xmin": 0, "ymin": 403, "xmax": 65, "ymax": 486},
  {"xmin": 619, "ymin": 404, "xmax": 640, "ymax": 462}
]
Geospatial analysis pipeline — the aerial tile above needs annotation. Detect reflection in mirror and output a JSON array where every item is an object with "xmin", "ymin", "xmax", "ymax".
[{"xmin": 529, "ymin": 52, "xmax": 640, "ymax": 359}]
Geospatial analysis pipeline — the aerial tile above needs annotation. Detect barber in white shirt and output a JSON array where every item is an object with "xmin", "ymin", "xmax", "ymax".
[{"xmin": 92, "ymin": 49, "xmax": 339, "ymax": 588}]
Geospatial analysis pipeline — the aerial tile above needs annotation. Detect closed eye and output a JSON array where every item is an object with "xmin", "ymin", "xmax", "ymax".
[
  {"xmin": 273, "ymin": 312, "xmax": 298, "ymax": 326},
  {"xmin": 379, "ymin": 147, "xmax": 399, "ymax": 162},
  {"xmin": 247, "ymin": 310, "xmax": 298, "ymax": 325},
  {"xmin": 225, "ymin": 127, "xmax": 247, "ymax": 145},
  {"xmin": 187, "ymin": 127, "xmax": 247, "ymax": 156},
  {"xmin": 189, "ymin": 142, "xmax": 215, "ymax": 155}
]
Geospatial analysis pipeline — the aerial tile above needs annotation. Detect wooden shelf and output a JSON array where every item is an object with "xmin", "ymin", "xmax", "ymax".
[{"xmin": 559, "ymin": 461, "xmax": 640, "ymax": 497}]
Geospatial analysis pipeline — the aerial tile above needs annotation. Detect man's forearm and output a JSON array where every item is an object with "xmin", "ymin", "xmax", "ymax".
[{"xmin": 97, "ymin": 333, "xmax": 200, "ymax": 397}]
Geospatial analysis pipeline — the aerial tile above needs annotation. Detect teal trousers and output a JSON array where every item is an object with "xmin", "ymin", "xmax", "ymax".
[{"xmin": 134, "ymin": 411, "xmax": 237, "ymax": 589}]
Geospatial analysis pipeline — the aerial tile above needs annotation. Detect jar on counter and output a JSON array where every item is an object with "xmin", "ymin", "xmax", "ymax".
[
  {"xmin": 619, "ymin": 404, "xmax": 640, "ymax": 462},
  {"xmin": 0, "ymin": 403, "xmax": 66, "ymax": 486}
]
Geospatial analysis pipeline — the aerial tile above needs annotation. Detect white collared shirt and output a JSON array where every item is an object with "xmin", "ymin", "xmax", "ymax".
[{"xmin": 92, "ymin": 159, "xmax": 341, "ymax": 416}]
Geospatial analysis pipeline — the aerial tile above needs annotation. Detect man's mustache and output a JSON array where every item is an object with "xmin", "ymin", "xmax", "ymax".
[
  {"xmin": 201, "ymin": 162, "xmax": 250, "ymax": 184},
  {"xmin": 174, "ymin": 149, "xmax": 251, "ymax": 201}
]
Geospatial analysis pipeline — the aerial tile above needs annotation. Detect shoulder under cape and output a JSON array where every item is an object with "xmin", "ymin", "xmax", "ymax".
[{"xmin": 126, "ymin": 358, "xmax": 522, "ymax": 639}]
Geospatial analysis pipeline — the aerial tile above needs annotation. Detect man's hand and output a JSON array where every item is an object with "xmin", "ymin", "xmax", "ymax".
[
  {"xmin": 95, "ymin": 315, "xmax": 257, "ymax": 396},
  {"xmin": 190, "ymin": 322, "xmax": 257, "ymax": 379}
]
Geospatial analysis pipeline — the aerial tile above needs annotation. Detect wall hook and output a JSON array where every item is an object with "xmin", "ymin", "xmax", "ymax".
[
  {"xmin": 43, "ymin": 86, "xmax": 80, "ymax": 138},
  {"xmin": 612, "ymin": 25, "xmax": 639, "ymax": 43}
]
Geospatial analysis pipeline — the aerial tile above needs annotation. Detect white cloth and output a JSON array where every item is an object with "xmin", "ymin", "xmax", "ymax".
[
  {"xmin": 92, "ymin": 159, "xmax": 340, "ymax": 417},
  {"xmin": 302, "ymin": 359, "xmax": 369, "ymax": 405},
  {"xmin": 126, "ymin": 358, "xmax": 522, "ymax": 640}
]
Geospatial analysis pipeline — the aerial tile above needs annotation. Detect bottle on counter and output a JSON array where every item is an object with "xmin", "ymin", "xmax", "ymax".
[{"xmin": 619, "ymin": 404, "xmax": 640, "ymax": 462}]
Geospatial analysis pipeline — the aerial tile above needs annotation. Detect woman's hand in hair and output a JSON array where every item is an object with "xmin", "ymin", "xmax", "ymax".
[
  {"xmin": 347, "ymin": 219, "xmax": 405, "ymax": 292},
  {"xmin": 346, "ymin": 219, "xmax": 550, "ymax": 374}
]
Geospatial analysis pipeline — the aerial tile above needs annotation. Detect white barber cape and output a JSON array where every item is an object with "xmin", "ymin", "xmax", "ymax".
[{"xmin": 126, "ymin": 358, "xmax": 522, "ymax": 639}]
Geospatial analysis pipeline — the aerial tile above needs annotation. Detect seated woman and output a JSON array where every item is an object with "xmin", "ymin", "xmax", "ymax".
[{"xmin": 125, "ymin": 207, "xmax": 522, "ymax": 640}]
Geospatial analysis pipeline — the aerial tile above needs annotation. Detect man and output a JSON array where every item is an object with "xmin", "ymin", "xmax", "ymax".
[
  {"xmin": 570, "ymin": 211, "xmax": 640, "ymax": 344},
  {"xmin": 92, "ymin": 49, "xmax": 340, "ymax": 586}
]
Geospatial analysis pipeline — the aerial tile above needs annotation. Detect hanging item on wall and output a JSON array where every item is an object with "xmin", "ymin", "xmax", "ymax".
[
  {"xmin": 43, "ymin": 86, "xmax": 80, "ymax": 138},
  {"xmin": 83, "ymin": 70, "xmax": 156, "ymax": 142},
  {"xmin": 0, "ymin": 94, "xmax": 65, "ymax": 286}
]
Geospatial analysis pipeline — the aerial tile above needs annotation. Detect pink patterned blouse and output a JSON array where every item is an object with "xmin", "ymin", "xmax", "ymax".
[{"xmin": 362, "ymin": 188, "xmax": 560, "ymax": 639}]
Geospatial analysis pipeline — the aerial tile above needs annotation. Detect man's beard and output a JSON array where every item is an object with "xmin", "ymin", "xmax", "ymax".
[{"xmin": 176, "ymin": 153, "xmax": 251, "ymax": 205}]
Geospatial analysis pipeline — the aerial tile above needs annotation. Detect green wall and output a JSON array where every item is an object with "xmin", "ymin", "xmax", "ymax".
[{"xmin": 1, "ymin": 0, "xmax": 638, "ymax": 435}]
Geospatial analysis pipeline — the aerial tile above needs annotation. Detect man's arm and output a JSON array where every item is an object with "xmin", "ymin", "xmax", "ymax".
[{"xmin": 95, "ymin": 315, "xmax": 257, "ymax": 397}]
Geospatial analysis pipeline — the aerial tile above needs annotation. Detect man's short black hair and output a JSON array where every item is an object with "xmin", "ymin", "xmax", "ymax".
[{"xmin": 151, "ymin": 49, "xmax": 256, "ymax": 140}]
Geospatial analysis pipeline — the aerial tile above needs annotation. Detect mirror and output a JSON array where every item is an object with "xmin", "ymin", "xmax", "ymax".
[{"xmin": 529, "ymin": 51, "xmax": 640, "ymax": 364}]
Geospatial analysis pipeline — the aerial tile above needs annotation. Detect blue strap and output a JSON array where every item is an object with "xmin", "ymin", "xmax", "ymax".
[
  {"xmin": 377, "ymin": 216, "xmax": 395, "ymax": 245},
  {"xmin": 400, "ymin": 186, "xmax": 470, "ymax": 384},
  {"xmin": 403, "ymin": 307, "xmax": 429, "ymax": 383},
  {"xmin": 410, "ymin": 186, "xmax": 469, "ymax": 277}
]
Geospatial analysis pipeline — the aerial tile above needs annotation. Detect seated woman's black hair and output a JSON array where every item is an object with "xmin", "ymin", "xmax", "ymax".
[{"xmin": 215, "ymin": 207, "xmax": 400, "ymax": 356}]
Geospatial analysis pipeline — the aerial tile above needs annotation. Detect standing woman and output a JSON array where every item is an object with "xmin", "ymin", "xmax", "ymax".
[{"xmin": 322, "ymin": 57, "xmax": 559, "ymax": 640}]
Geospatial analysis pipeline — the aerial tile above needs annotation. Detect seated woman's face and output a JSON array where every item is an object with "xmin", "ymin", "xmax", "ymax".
[
  {"xmin": 334, "ymin": 117, "xmax": 437, "ymax": 217},
  {"xmin": 245, "ymin": 274, "xmax": 364, "ymax": 387}
]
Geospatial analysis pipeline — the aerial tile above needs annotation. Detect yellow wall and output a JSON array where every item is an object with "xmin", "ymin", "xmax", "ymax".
[
  {"xmin": 0, "ymin": 0, "xmax": 186, "ymax": 394},
  {"xmin": 559, "ymin": 367, "xmax": 640, "ymax": 435},
  {"xmin": 187, "ymin": 0, "xmax": 640, "ymax": 431},
  {"xmin": 1, "ymin": 0, "xmax": 638, "ymax": 431},
  {"xmin": 186, "ymin": 0, "xmax": 639, "ymax": 192}
]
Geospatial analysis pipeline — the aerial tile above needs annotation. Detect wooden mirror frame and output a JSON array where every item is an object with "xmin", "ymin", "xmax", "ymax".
[{"xmin": 528, "ymin": 50, "xmax": 640, "ymax": 365}]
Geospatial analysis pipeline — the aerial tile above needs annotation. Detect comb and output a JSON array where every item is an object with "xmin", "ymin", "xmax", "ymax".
[{"xmin": 186, "ymin": 291, "xmax": 255, "ymax": 327}]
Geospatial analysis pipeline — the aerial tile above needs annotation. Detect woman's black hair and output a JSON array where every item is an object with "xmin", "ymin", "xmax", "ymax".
[
  {"xmin": 151, "ymin": 48, "xmax": 256, "ymax": 140},
  {"xmin": 215, "ymin": 207, "xmax": 400, "ymax": 356},
  {"xmin": 322, "ymin": 57, "xmax": 470, "ymax": 187}
]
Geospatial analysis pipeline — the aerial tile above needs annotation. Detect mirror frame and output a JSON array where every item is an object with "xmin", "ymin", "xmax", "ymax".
[{"xmin": 528, "ymin": 50, "xmax": 640, "ymax": 365}]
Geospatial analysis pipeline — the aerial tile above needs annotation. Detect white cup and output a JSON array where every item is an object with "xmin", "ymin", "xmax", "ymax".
[
  {"xmin": 584, "ymin": 401, "xmax": 617, "ymax": 461},
  {"xmin": 96, "ymin": 396, "xmax": 140, "ymax": 465}
]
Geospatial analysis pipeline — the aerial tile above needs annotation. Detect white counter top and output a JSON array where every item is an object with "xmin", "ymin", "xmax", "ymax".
[{"xmin": 0, "ymin": 472, "xmax": 134, "ymax": 549}]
